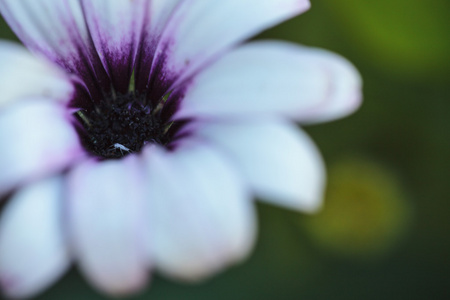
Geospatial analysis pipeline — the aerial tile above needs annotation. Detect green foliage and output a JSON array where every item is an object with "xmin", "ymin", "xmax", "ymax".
[{"xmin": 324, "ymin": 0, "xmax": 450, "ymax": 80}]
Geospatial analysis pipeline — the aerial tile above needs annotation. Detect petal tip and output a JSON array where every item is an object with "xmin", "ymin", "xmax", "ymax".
[
  {"xmin": 0, "ymin": 272, "xmax": 51, "ymax": 300},
  {"xmin": 301, "ymin": 196, "xmax": 324, "ymax": 214},
  {"xmin": 300, "ymin": 0, "xmax": 311, "ymax": 12},
  {"xmin": 88, "ymin": 274, "xmax": 148, "ymax": 297}
]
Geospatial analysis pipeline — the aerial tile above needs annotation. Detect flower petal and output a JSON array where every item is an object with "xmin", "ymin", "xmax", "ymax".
[
  {"xmin": 80, "ymin": 0, "xmax": 148, "ymax": 94},
  {"xmin": 0, "ymin": 0, "xmax": 110, "ymax": 100},
  {"xmin": 0, "ymin": 41, "xmax": 74, "ymax": 108},
  {"xmin": 149, "ymin": 0, "xmax": 182, "ymax": 34},
  {"xmin": 146, "ymin": 0, "xmax": 310, "ymax": 94},
  {"xmin": 0, "ymin": 99, "xmax": 83, "ymax": 197},
  {"xmin": 176, "ymin": 41, "xmax": 362, "ymax": 123},
  {"xmin": 66, "ymin": 157, "xmax": 148, "ymax": 295},
  {"xmin": 134, "ymin": 0, "xmax": 181, "ymax": 93},
  {"xmin": 142, "ymin": 143, "xmax": 256, "ymax": 280},
  {"xmin": 0, "ymin": 176, "xmax": 70, "ymax": 299},
  {"xmin": 194, "ymin": 119, "xmax": 326, "ymax": 213}
]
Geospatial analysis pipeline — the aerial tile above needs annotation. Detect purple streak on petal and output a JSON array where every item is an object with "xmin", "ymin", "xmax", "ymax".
[
  {"xmin": 160, "ymin": 80, "xmax": 189, "ymax": 123},
  {"xmin": 134, "ymin": 33, "xmax": 157, "ymax": 94},
  {"xmin": 58, "ymin": 52, "xmax": 109, "ymax": 105},
  {"xmin": 97, "ymin": 43, "xmax": 135, "ymax": 95},
  {"xmin": 134, "ymin": 36, "xmax": 179, "ymax": 109},
  {"xmin": 135, "ymin": 35, "xmax": 187, "ymax": 117},
  {"xmin": 146, "ymin": 43, "xmax": 178, "ymax": 107},
  {"xmin": 80, "ymin": 1, "xmax": 150, "ymax": 95},
  {"xmin": 68, "ymin": 79, "xmax": 95, "ymax": 110},
  {"xmin": 59, "ymin": 19, "xmax": 111, "ymax": 101},
  {"xmin": 163, "ymin": 118, "xmax": 193, "ymax": 151},
  {"xmin": 135, "ymin": 1, "xmax": 182, "ymax": 100},
  {"xmin": 0, "ymin": 0, "xmax": 111, "ymax": 103}
]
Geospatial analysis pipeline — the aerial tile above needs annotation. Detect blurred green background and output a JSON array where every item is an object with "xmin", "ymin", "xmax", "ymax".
[{"xmin": 1, "ymin": 0, "xmax": 449, "ymax": 299}]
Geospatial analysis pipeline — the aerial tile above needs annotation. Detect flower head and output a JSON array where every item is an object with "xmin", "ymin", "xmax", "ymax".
[{"xmin": 0, "ymin": 0, "xmax": 361, "ymax": 298}]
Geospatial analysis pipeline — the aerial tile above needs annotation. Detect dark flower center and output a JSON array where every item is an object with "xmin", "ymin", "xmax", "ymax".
[{"xmin": 74, "ymin": 92, "xmax": 173, "ymax": 159}]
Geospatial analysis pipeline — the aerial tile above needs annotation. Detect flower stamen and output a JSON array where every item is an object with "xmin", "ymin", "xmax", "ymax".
[{"xmin": 74, "ymin": 92, "xmax": 170, "ymax": 159}]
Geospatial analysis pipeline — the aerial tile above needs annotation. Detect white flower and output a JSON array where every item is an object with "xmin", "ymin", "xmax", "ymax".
[{"xmin": 0, "ymin": 0, "xmax": 362, "ymax": 298}]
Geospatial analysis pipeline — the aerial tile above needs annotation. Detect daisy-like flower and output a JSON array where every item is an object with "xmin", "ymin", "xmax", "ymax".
[{"xmin": 0, "ymin": 0, "xmax": 361, "ymax": 298}]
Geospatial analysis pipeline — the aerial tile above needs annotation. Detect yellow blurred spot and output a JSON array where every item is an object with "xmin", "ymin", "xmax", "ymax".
[{"xmin": 303, "ymin": 158, "xmax": 412, "ymax": 259}]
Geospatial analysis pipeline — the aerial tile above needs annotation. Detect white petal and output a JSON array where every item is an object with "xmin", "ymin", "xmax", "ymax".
[
  {"xmin": 176, "ymin": 41, "xmax": 362, "ymax": 123},
  {"xmin": 149, "ymin": 0, "xmax": 182, "ymax": 34},
  {"xmin": 80, "ymin": 0, "xmax": 148, "ymax": 93},
  {"xmin": 0, "ymin": 42, "xmax": 74, "ymax": 108},
  {"xmin": 0, "ymin": 0, "xmax": 110, "ymax": 98},
  {"xmin": 134, "ymin": 0, "xmax": 183, "ymax": 93},
  {"xmin": 294, "ymin": 46, "xmax": 363, "ymax": 123},
  {"xmin": 195, "ymin": 119, "xmax": 326, "ymax": 213},
  {"xmin": 142, "ymin": 143, "xmax": 256, "ymax": 280},
  {"xmin": 0, "ymin": 0, "xmax": 86, "ymax": 67},
  {"xmin": 66, "ymin": 156, "xmax": 147, "ymax": 295},
  {"xmin": 148, "ymin": 0, "xmax": 310, "ymax": 88},
  {"xmin": 0, "ymin": 99, "xmax": 83, "ymax": 196},
  {"xmin": 0, "ymin": 177, "xmax": 70, "ymax": 299}
]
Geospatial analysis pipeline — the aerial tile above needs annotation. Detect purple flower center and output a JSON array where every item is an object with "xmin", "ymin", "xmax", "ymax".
[{"xmin": 74, "ymin": 91, "xmax": 174, "ymax": 160}]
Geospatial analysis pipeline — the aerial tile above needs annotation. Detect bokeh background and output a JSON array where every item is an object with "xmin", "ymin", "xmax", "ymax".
[{"xmin": 1, "ymin": 0, "xmax": 449, "ymax": 299}]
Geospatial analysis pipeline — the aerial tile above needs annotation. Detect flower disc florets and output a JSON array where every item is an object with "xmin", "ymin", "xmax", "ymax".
[{"xmin": 75, "ymin": 92, "xmax": 170, "ymax": 159}]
